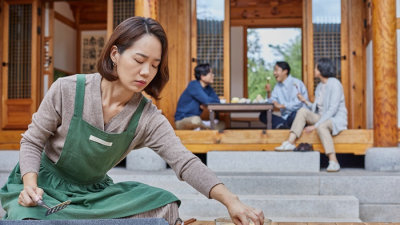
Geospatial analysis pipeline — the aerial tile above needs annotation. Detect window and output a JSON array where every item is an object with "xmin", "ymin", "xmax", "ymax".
[{"xmin": 247, "ymin": 28, "xmax": 301, "ymax": 100}]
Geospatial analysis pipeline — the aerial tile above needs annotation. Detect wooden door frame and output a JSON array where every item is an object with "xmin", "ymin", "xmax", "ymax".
[
  {"xmin": 190, "ymin": 0, "xmax": 230, "ymax": 101},
  {"xmin": 1, "ymin": 0, "xmax": 39, "ymax": 129}
]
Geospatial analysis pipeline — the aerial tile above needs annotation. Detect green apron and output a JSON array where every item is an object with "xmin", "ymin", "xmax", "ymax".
[{"xmin": 0, "ymin": 74, "xmax": 179, "ymax": 220}]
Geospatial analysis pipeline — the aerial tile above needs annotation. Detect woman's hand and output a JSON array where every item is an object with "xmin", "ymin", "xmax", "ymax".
[
  {"xmin": 297, "ymin": 93, "xmax": 306, "ymax": 103},
  {"xmin": 304, "ymin": 125, "xmax": 316, "ymax": 133},
  {"xmin": 226, "ymin": 198, "xmax": 265, "ymax": 225},
  {"xmin": 20, "ymin": 172, "xmax": 43, "ymax": 207},
  {"xmin": 19, "ymin": 185, "xmax": 44, "ymax": 207},
  {"xmin": 210, "ymin": 184, "xmax": 265, "ymax": 225}
]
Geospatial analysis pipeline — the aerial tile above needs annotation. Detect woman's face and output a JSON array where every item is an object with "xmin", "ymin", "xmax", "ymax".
[
  {"xmin": 111, "ymin": 34, "xmax": 162, "ymax": 93},
  {"xmin": 314, "ymin": 64, "xmax": 322, "ymax": 79}
]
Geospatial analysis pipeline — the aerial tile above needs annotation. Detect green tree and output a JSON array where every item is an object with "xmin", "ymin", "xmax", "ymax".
[
  {"xmin": 247, "ymin": 30, "xmax": 275, "ymax": 100},
  {"xmin": 268, "ymin": 34, "xmax": 302, "ymax": 80},
  {"xmin": 247, "ymin": 29, "xmax": 302, "ymax": 100}
]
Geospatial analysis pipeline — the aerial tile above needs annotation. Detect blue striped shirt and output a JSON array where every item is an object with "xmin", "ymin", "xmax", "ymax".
[{"xmin": 267, "ymin": 75, "xmax": 309, "ymax": 120}]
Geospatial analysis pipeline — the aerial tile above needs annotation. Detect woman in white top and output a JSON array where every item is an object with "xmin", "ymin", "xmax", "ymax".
[{"xmin": 275, "ymin": 58, "xmax": 348, "ymax": 172}]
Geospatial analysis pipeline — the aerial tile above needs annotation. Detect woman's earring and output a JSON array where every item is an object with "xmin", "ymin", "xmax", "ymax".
[{"xmin": 113, "ymin": 61, "xmax": 117, "ymax": 67}]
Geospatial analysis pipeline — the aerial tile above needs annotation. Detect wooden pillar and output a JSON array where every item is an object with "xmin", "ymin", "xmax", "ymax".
[
  {"xmin": 372, "ymin": 0, "xmax": 398, "ymax": 147},
  {"xmin": 135, "ymin": 0, "xmax": 158, "ymax": 20}
]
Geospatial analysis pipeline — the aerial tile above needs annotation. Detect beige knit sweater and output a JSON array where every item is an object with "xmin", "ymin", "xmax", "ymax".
[{"xmin": 20, "ymin": 73, "xmax": 221, "ymax": 198}]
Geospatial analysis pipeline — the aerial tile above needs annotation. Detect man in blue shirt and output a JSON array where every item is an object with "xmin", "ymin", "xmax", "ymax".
[
  {"xmin": 259, "ymin": 61, "xmax": 309, "ymax": 129},
  {"xmin": 175, "ymin": 63, "xmax": 225, "ymax": 130}
]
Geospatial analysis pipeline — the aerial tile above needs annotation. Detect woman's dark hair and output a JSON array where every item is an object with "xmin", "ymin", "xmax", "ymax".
[
  {"xmin": 275, "ymin": 61, "xmax": 291, "ymax": 75},
  {"xmin": 194, "ymin": 63, "xmax": 211, "ymax": 80},
  {"xmin": 316, "ymin": 58, "xmax": 336, "ymax": 78},
  {"xmin": 97, "ymin": 16, "xmax": 169, "ymax": 100}
]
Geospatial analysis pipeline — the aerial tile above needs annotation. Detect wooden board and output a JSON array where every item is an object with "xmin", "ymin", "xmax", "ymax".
[{"xmin": 176, "ymin": 129, "xmax": 373, "ymax": 155}]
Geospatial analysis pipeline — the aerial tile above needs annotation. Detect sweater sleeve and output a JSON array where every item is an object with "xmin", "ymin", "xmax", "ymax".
[
  {"xmin": 141, "ymin": 107, "xmax": 222, "ymax": 198},
  {"xmin": 20, "ymin": 79, "xmax": 63, "ymax": 177},
  {"xmin": 187, "ymin": 81, "xmax": 219, "ymax": 105},
  {"xmin": 315, "ymin": 82, "xmax": 342, "ymax": 127}
]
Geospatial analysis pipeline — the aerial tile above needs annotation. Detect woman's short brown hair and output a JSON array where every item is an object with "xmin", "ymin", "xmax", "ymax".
[{"xmin": 97, "ymin": 16, "xmax": 169, "ymax": 100}]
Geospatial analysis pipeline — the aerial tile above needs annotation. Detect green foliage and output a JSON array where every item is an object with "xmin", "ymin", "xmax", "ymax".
[
  {"xmin": 247, "ymin": 29, "xmax": 302, "ymax": 100},
  {"xmin": 268, "ymin": 34, "xmax": 302, "ymax": 81}
]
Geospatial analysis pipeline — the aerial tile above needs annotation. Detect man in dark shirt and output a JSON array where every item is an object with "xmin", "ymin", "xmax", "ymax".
[{"xmin": 174, "ymin": 63, "xmax": 225, "ymax": 130}]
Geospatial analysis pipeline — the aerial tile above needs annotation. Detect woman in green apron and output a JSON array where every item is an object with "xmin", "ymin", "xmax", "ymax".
[{"xmin": 0, "ymin": 17, "xmax": 265, "ymax": 225}]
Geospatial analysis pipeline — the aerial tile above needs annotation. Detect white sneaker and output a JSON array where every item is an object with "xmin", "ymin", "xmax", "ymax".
[
  {"xmin": 327, "ymin": 161, "xmax": 340, "ymax": 172},
  {"xmin": 275, "ymin": 141, "xmax": 296, "ymax": 151}
]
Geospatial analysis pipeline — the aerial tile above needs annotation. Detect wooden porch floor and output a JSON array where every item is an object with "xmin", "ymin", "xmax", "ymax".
[
  {"xmin": 192, "ymin": 222, "xmax": 397, "ymax": 225},
  {"xmin": 175, "ymin": 129, "xmax": 374, "ymax": 155}
]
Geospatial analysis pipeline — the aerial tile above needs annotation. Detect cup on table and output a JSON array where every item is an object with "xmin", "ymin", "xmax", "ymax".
[{"xmin": 220, "ymin": 99, "xmax": 227, "ymax": 104}]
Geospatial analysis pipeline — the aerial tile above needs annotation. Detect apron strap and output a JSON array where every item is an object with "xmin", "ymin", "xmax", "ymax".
[
  {"xmin": 126, "ymin": 95, "xmax": 148, "ymax": 134},
  {"xmin": 74, "ymin": 74, "xmax": 86, "ymax": 118}
]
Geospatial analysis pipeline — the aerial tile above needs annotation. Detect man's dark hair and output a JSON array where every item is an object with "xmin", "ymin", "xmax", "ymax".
[
  {"xmin": 194, "ymin": 63, "xmax": 211, "ymax": 80},
  {"xmin": 275, "ymin": 61, "xmax": 291, "ymax": 76},
  {"xmin": 316, "ymin": 58, "xmax": 336, "ymax": 78}
]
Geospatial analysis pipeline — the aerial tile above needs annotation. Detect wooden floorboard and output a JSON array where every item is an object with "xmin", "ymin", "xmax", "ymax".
[
  {"xmin": 191, "ymin": 222, "xmax": 397, "ymax": 225},
  {"xmin": 176, "ymin": 129, "xmax": 373, "ymax": 155}
]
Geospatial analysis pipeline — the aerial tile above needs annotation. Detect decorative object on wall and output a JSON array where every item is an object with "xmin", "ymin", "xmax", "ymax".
[{"xmin": 81, "ymin": 33, "xmax": 106, "ymax": 74}]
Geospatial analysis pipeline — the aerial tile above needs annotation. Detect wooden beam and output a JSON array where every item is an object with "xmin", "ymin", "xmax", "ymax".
[
  {"xmin": 190, "ymin": 0, "xmax": 197, "ymax": 83},
  {"xmin": 135, "ymin": 0, "xmax": 157, "ymax": 20},
  {"xmin": 397, "ymin": 18, "xmax": 400, "ymax": 29},
  {"xmin": 348, "ymin": 0, "xmax": 366, "ymax": 129},
  {"xmin": 175, "ymin": 129, "xmax": 373, "ymax": 155},
  {"xmin": 54, "ymin": 11, "xmax": 76, "ymax": 29},
  {"xmin": 231, "ymin": 18, "xmax": 302, "ymax": 27},
  {"xmin": 303, "ymin": 0, "xmax": 314, "ymax": 102},
  {"xmin": 157, "ymin": 0, "xmax": 191, "ymax": 127},
  {"xmin": 341, "ymin": 0, "xmax": 350, "ymax": 128},
  {"xmin": 372, "ymin": 0, "xmax": 398, "ymax": 147},
  {"xmin": 107, "ymin": 0, "xmax": 113, "ymax": 39},
  {"xmin": 79, "ymin": 23, "xmax": 107, "ymax": 30},
  {"xmin": 75, "ymin": 6, "xmax": 81, "ymax": 74},
  {"xmin": 176, "ymin": 130, "xmax": 373, "ymax": 144},
  {"xmin": 243, "ymin": 26, "xmax": 248, "ymax": 98}
]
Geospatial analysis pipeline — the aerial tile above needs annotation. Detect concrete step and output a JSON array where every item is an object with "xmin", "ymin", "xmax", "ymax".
[
  {"xmin": 177, "ymin": 194, "xmax": 359, "ymax": 221},
  {"xmin": 3, "ymin": 168, "xmax": 400, "ymax": 203},
  {"xmin": 0, "ymin": 151, "xmax": 19, "ymax": 171},
  {"xmin": 190, "ymin": 217, "xmax": 362, "ymax": 223},
  {"xmin": 207, "ymin": 151, "xmax": 320, "ymax": 172}
]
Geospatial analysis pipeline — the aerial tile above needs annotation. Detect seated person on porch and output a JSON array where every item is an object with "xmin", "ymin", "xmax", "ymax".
[
  {"xmin": 174, "ymin": 63, "xmax": 225, "ymax": 130},
  {"xmin": 0, "ymin": 17, "xmax": 264, "ymax": 224},
  {"xmin": 259, "ymin": 61, "xmax": 309, "ymax": 129},
  {"xmin": 275, "ymin": 58, "xmax": 348, "ymax": 172}
]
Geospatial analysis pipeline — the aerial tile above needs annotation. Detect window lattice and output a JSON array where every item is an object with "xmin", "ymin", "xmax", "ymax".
[
  {"xmin": 8, "ymin": 4, "xmax": 32, "ymax": 99},
  {"xmin": 313, "ymin": 23, "xmax": 341, "ymax": 90},
  {"xmin": 113, "ymin": 0, "xmax": 135, "ymax": 29},
  {"xmin": 197, "ymin": 19, "xmax": 224, "ymax": 96}
]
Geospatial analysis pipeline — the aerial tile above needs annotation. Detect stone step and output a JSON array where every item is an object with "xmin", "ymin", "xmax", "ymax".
[
  {"xmin": 3, "ymin": 168, "xmax": 400, "ymax": 204},
  {"xmin": 207, "ymin": 151, "xmax": 320, "ymax": 172},
  {"xmin": 188, "ymin": 217, "xmax": 362, "ymax": 223},
  {"xmin": 177, "ymin": 194, "xmax": 359, "ymax": 221},
  {"xmin": 0, "ymin": 151, "xmax": 19, "ymax": 171}
]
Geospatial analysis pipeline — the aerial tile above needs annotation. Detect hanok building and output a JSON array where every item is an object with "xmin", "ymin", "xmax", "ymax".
[{"xmin": 0, "ymin": 0, "xmax": 399, "ymax": 222}]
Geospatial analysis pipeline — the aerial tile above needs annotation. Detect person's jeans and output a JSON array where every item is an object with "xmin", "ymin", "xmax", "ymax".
[{"xmin": 259, "ymin": 110, "xmax": 297, "ymax": 129}]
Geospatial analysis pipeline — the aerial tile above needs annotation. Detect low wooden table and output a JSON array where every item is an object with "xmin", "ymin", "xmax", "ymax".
[{"xmin": 207, "ymin": 103, "xmax": 274, "ymax": 130}]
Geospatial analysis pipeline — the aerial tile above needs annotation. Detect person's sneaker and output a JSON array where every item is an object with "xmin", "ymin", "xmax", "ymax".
[
  {"xmin": 275, "ymin": 141, "xmax": 296, "ymax": 151},
  {"xmin": 327, "ymin": 161, "xmax": 340, "ymax": 172}
]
